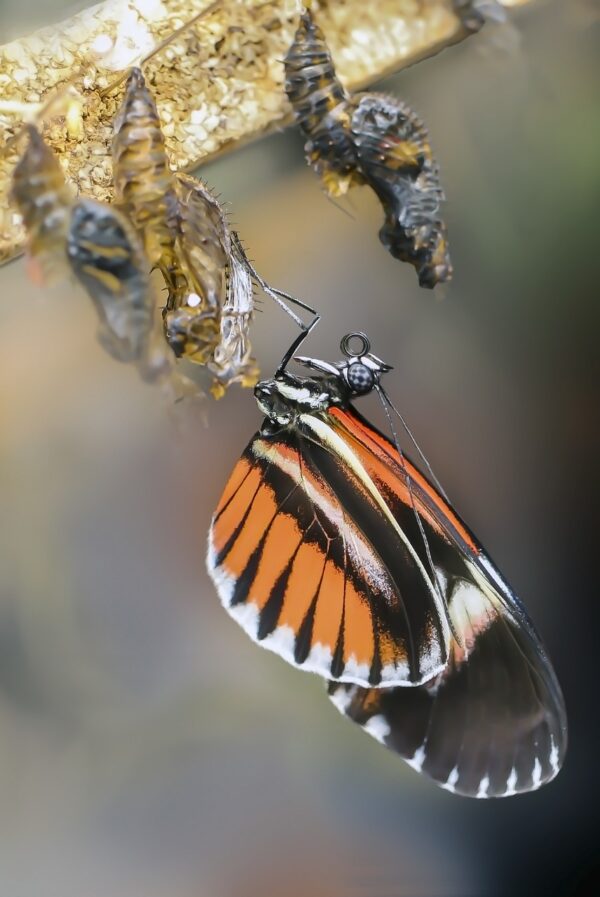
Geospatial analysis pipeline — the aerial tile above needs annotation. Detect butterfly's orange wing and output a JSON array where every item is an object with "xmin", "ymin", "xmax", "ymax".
[{"xmin": 208, "ymin": 407, "xmax": 453, "ymax": 688}]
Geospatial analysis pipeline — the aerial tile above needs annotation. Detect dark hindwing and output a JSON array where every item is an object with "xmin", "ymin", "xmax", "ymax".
[
  {"xmin": 207, "ymin": 420, "xmax": 450, "ymax": 688},
  {"xmin": 326, "ymin": 409, "xmax": 567, "ymax": 797},
  {"xmin": 328, "ymin": 594, "xmax": 567, "ymax": 797}
]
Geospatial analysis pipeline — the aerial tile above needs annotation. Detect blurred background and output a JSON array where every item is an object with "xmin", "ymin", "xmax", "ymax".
[{"xmin": 0, "ymin": 2, "xmax": 598, "ymax": 895}]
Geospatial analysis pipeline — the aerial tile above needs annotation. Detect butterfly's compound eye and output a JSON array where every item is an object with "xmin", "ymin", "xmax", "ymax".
[{"xmin": 346, "ymin": 361, "xmax": 375, "ymax": 395}]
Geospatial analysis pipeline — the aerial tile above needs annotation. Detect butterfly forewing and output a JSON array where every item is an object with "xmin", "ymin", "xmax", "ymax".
[{"xmin": 208, "ymin": 407, "xmax": 453, "ymax": 688}]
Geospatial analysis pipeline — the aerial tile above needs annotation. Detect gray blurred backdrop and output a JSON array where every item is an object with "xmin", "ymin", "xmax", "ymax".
[{"xmin": 0, "ymin": 2, "xmax": 598, "ymax": 896}]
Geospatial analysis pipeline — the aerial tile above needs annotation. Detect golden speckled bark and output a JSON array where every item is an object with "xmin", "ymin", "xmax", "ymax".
[{"xmin": 0, "ymin": 0, "xmax": 535, "ymax": 264}]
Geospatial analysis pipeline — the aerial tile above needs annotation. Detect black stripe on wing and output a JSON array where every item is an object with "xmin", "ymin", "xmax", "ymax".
[
  {"xmin": 297, "ymin": 430, "xmax": 448, "ymax": 683},
  {"xmin": 210, "ymin": 422, "xmax": 449, "ymax": 687}
]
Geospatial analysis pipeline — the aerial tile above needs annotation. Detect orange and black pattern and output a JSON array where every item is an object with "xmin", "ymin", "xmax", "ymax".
[
  {"xmin": 209, "ymin": 414, "xmax": 452, "ymax": 687},
  {"xmin": 284, "ymin": 8, "xmax": 452, "ymax": 288},
  {"xmin": 208, "ymin": 343, "xmax": 567, "ymax": 796},
  {"xmin": 326, "ymin": 408, "xmax": 567, "ymax": 796}
]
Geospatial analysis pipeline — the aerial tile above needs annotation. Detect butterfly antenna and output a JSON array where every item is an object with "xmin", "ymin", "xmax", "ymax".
[
  {"xmin": 275, "ymin": 314, "xmax": 321, "ymax": 378},
  {"xmin": 378, "ymin": 384, "xmax": 450, "ymax": 503},
  {"xmin": 375, "ymin": 383, "xmax": 447, "ymax": 614}
]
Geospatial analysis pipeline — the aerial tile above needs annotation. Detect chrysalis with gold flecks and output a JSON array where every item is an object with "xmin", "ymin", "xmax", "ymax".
[
  {"xmin": 284, "ymin": 6, "xmax": 452, "ymax": 288},
  {"xmin": 10, "ymin": 124, "xmax": 75, "ymax": 285},
  {"xmin": 112, "ymin": 67, "xmax": 181, "ymax": 281},
  {"xmin": 10, "ymin": 126, "xmax": 175, "ymax": 386},
  {"xmin": 284, "ymin": 7, "xmax": 362, "ymax": 198}
]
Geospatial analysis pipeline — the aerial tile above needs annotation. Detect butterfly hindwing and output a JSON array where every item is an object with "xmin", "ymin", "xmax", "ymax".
[
  {"xmin": 326, "ymin": 409, "xmax": 567, "ymax": 796},
  {"xmin": 328, "ymin": 596, "xmax": 567, "ymax": 797}
]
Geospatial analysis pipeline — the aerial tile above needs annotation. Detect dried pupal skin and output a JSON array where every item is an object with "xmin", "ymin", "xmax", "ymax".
[
  {"xmin": 162, "ymin": 172, "xmax": 227, "ymax": 366},
  {"xmin": 111, "ymin": 68, "xmax": 257, "ymax": 391},
  {"xmin": 112, "ymin": 70, "xmax": 231, "ymax": 377},
  {"xmin": 112, "ymin": 67, "xmax": 180, "ymax": 277},
  {"xmin": 209, "ymin": 234, "xmax": 260, "ymax": 399},
  {"xmin": 284, "ymin": 8, "xmax": 452, "ymax": 288},
  {"xmin": 10, "ymin": 124, "xmax": 74, "ymax": 283},
  {"xmin": 175, "ymin": 173, "xmax": 229, "ymax": 312},
  {"xmin": 165, "ymin": 175, "xmax": 259, "ymax": 396},
  {"xmin": 66, "ymin": 197, "xmax": 154, "ymax": 364}
]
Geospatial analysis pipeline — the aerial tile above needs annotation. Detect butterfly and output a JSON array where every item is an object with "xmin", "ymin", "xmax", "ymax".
[{"xmin": 207, "ymin": 327, "xmax": 567, "ymax": 797}]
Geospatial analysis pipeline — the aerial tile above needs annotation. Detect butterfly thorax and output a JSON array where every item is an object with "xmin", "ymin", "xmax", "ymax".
[
  {"xmin": 255, "ymin": 372, "xmax": 345, "ymax": 429},
  {"xmin": 255, "ymin": 338, "xmax": 394, "ymax": 430}
]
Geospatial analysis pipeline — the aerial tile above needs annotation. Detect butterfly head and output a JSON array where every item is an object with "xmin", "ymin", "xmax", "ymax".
[
  {"xmin": 296, "ymin": 331, "xmax": 393, "ymax": 397},
  {"xmin": 256, "ymin": 332, "xmax": 393, "ymax": 427}
]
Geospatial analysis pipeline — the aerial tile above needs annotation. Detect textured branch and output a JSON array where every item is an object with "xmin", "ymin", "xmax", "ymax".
[{"xmin": 0, "ymin": 0, "xmax": 533, "ymax": 264}]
